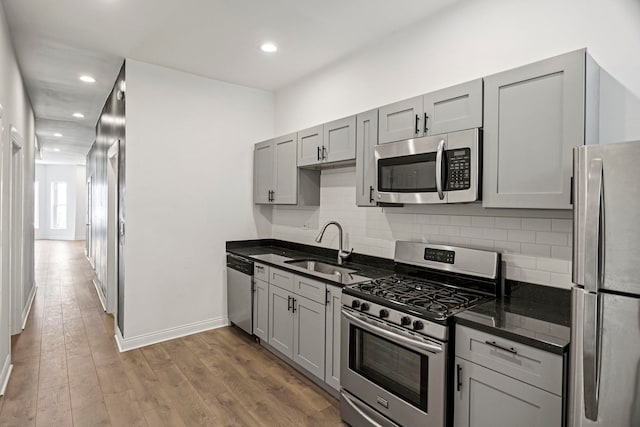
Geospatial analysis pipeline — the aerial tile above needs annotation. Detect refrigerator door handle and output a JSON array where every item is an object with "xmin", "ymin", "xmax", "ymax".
[
  {"xmin": 583, "ymin": 292, "xmax": 603, "ymax": 421},
  {"xmin": 584, "ymin": 158, "xmax": 604, "ymax": 293}
]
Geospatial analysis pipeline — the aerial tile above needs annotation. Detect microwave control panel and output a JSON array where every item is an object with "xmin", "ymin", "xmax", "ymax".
[{"xmin": 446, "ymin": 148, "xmax": 471, "ymax": 191}]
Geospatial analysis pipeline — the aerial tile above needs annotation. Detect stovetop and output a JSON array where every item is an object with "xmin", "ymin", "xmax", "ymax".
[{"xmin": 343, "ymin": 274, "xmax": 491, "ymax": 322}]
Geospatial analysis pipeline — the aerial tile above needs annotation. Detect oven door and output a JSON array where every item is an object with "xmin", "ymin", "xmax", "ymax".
[{"xmin": 340, "ymin": 307, "xmax": 447, "ymax": 427}]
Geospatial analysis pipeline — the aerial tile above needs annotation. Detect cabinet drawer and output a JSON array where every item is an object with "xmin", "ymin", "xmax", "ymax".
[
  {"xmin": 455, "ymin": 325, "xmax": 563, "ymax": 395},
  {"xmin": 270, "ymin": 268, "xmax": 294, "ymax": 292},
  {"xmin": 293, "ymin": 275, "xmax": 327, "ymax": 304},
  {"xmin": 254, "ymin": 262, "xmax": 269, "ymax": 282}
]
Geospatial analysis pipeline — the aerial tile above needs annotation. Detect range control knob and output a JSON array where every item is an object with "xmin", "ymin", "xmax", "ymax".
[
  {"xmin": 351, "ymin": 300, "xmax": 361, "ymax": 309},
  {"xmin": 379, "ymin": 309, "xmax": 389, "ymax": 319},
  {"xmin": 400, "ymin": 316, "xmax": 412, "ymax": 326},
  {"xmin": 360, "ymin": 303, "xmax": 370, "ymax": 312},
  {"xmin": 413, "ymin": 320, "xmax": 424, "ymax": 331}
]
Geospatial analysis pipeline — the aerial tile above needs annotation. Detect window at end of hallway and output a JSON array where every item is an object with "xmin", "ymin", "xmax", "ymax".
[{"xmin": 51, "ymin": 181, "xmax": 67, "ymax": 230}]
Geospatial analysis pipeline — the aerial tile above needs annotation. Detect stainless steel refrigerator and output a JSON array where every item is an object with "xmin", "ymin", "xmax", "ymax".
[{"xmin": 570, "ymin": 140, "xmax": 640, "ymax": 427}]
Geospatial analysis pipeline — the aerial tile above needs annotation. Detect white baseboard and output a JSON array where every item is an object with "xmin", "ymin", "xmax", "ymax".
[
  {"xmin": 114, "ymin": 316, "xmax": 229, "ymax": 352},
  {"xmin": 0, "ymin": 354, "xmax": 13, "ymax": 396},
  {"xmin": 21, "ymin": 284, "xmax": 37, "ymax": 330},
  {"xmin": 92, "ymin": 279, "xmax": 107, "ymax": 312}
]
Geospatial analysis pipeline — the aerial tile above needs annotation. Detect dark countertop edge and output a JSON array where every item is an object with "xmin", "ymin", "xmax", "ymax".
[
  {"xmin": 226, "ymin": 238, "xmax": 396, "ymax": 271},
  {"xmin": 226, "ymin": 240, "xmax": 394, "ymax": 286},
  {"xmin": 454, "ymin": 316, "xmax": 568, "ymax": 355}
]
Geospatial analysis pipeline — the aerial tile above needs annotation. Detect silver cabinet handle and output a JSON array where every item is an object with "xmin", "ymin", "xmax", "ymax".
[
  {"xmin": 435, "ymin": 139, "xmax": 445, "ymax": 200},
  {"xmin": 322, "ymin": 146, "xmax": 327, "ymax": 161},
  {"xmin": 485, "ymin": 340, "xmax": 518, "ymax": 355},
  {"xmin": 584, "ymin": 158, "xmax": 603, "ymax": 294},
  {"xmin": 342, "ymin": 309, "xmax": 443, "ymax": 355}
]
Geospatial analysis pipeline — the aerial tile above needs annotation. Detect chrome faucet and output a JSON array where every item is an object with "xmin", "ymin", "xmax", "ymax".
[{"xmin": 315, "ymin": 221, "xmax": 353, "ymax": 265}]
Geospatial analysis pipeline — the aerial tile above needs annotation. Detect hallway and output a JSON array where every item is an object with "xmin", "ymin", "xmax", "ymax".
[{"xmin": 0, "ymin": 241, "xmax": 341, "ymax": 426}]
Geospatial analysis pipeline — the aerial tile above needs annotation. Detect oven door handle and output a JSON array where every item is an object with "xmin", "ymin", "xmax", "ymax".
[
  {"xmin": 435, "ymin": 139, "xmax": 445, "ymax": 200},
  {"xmin": 342, "ymin": 309, "xmax": 443, "ymax": 355}
]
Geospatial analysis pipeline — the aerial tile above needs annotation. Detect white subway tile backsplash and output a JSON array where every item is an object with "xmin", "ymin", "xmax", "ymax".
[
  {"xmin": 552, "ymin": 219, "xmax": 573, "ymax": 233},
  {"xmin": 508, "ymin": 229, "xmax": 537, "ymax": 243},
  {"xmin": 536, "ymin": 231, "xmax": 568, "ymax": 246},
  {"xmin": 521, "ymin": 243, "xmax": 552, "ymax": 257},
  {"xmin": 494, "ymin": 217, "xmax": 522, "ymax": 230},
  {"xmin": 522, "ymin": 218, "xmax": 552, "ymax": 231},
  {"xmin": 471, "ymin": 216, "xmax": 495, "ymax": 228},
  {"xmin": 269, "ymin": 169, "xmax": 573, "ymax": 290}
]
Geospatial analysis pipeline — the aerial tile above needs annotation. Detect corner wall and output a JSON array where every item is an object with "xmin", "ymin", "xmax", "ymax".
[
  {"xmin": 0, "ymin": 1, "xmax": 36, "ymax": 393},
  {"xmin": 269, "ymin": 0, "xmax": 640, "ymax": 289},
  {"xmin": 120, "ymin": 60, "xmax": 273, "ymax": 347}
]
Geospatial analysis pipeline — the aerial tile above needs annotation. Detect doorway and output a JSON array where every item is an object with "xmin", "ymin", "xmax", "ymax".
[
  {"xmin": 9, "ymin": 129, "xmax": 24, "ymax": 335},
  {"xmin": 106, "ymin": 141, "xmax": 119, "ymax": 315},
  {"xmin": 86, "ymin": 175, "xmax": 94, "ymax": 268}
]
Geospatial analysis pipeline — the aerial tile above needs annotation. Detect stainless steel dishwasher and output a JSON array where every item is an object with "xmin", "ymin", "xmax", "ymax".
[{"xmin": 226, "ymin": 253, "xmax": 254, "ymax": 335}]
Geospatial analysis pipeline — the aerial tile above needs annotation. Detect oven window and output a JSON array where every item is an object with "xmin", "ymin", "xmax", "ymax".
[
  {"xmin": 350, "ymin": 326, "xmax": 428, "ymax": 409},
  {"xmin": 378, "ymin": 153, "xmax": 438, "ymax": 193}
]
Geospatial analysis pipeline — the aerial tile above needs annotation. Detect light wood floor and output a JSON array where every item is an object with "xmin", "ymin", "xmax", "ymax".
[{"xmin": 0, "ymin": 240, "xmax": 343, "ymax": 426}]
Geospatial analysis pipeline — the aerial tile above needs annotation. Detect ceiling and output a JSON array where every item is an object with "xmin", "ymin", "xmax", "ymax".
[{"xmin": 2, "ymin": 0, "xmax": 460, "ymax": 163}]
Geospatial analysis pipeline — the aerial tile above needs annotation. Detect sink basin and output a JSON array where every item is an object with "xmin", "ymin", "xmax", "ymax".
[{"xmin": 285, "ymin": 259, "xmax": 358, "ymax": 276}]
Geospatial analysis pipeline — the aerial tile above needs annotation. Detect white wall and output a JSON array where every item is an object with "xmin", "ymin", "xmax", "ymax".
[
  {"xmin": 0, "ymin": 2, "xmax": 36, "ymax": 393},
  {"xmin": 268, "ymin": 0, "xmax": 640, "ymax": 289},
  {"xmin": 123, "ymin": 59, "xmax": 274, "ymax": 343},
  {"xmin": 35, "ymin": 164, "xmax": 86, "ymax": 241}
]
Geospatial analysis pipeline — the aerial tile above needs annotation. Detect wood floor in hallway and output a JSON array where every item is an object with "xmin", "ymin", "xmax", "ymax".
[{"xmin": 0, "ymin": 240, "xmax": 343, "ymax": 426}]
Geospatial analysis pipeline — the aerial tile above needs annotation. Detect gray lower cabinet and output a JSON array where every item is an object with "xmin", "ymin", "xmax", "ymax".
[
  {"xmin": 268, "ymin": 283, "xmax": 294, "ymax": 357},
  {"xmin": 324, "ymin": 284, "xmax": 342, "ymax": 391},
  {"xmin": 355, "ymin": 109, "xmax": 378, "ymax": 206},
  {"xmin": 483, "ymin": 49, "xmax": 586, "ymax": 209},
  {"xmin": 292, "ymin": 294, "xmax": 326, "ymax": 380},
  {"xmin": 378, "ymin": 79, "xmax": 483, "ymax": 144},
  {"xmin": 252, "ymin": 278, "xmax": 269, "ymax": 342},
  {"xmin": 453, "ymin": 357, "xmax": 562, "ymax": 427}
]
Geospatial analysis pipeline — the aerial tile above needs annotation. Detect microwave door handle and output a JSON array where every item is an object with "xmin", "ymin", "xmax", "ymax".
[{"xmin": 435, "ymin": 139, "xmax": 445, "ymax": 200}]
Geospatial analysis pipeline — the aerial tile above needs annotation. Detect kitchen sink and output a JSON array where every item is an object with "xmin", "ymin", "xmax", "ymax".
[{"xmin": 284, "ymin": 259, "xmax": 358, "ymax": 276}]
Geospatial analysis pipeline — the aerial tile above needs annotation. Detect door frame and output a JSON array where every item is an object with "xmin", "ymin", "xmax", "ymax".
[
  {"xmin": 9, "ymin": 127, "xmax": 24, "ymax": 335},
  {"xmin": 106, "ymin": 141, "xmax": 119, "ymax": 315},
  {"xmin": 86, "ymin": 175, "xmax": 94, "ymax": 268}
]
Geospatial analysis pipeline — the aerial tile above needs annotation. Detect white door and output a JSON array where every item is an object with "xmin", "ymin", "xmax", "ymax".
[
  {"xmin": 10, "ymin": 132, "xmax": 24, "ymax": 335},
  {"xmin": 106, "ymin": 141, "xmax": 119, "ymax": 315}
]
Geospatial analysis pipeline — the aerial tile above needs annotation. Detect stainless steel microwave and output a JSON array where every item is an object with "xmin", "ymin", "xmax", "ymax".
[{"xmin": 374, "ymin": 128, "xmax": 481, "ymax": 204}]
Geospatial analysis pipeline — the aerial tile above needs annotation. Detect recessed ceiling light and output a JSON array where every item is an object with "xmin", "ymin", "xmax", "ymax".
[
  {"xmin": 260, "ymin": 42, "xmax": 278, "ymax": 53},
  {"xmin": 53, "ymin": 133, "xmax": 63, "ymax": 137},
  {"xmin": 72, "ymin": 112, "xmax": 85, "ymax": 118},
  {"xmin": 53, "ymin": 148, "xmax": 61, "ymax": 152},
  {"xmin": 79, "ymin": 75, "xmax": 96, "ymax": 83}
]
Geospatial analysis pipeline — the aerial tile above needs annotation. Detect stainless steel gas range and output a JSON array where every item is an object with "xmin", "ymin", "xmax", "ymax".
[{"xmin": 340, "ymin": 241, "xmax": 501, "ymax": 427}]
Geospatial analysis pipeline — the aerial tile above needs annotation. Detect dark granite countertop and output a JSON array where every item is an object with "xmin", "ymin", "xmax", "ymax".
[
  {"xmin": 454, "ymin": 282, "xmax": 571, "ymax": 355},
  {"xmin": 226, "ymin": 239, "xmax": 394, "ymax": 286}
]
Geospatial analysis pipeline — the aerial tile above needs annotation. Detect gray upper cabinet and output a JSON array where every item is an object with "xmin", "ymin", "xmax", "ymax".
[
  {"xmin": 424, "ymin": 78, "xmax": 483, "ymax": 135},
  {"xmin": 297, "ymin": 125, "xmax": 323, "ymax": 167},
  {"xmin": 254, "ymin": 133, "xmax": 320, "ymax": 206},
  {"xmin": 355, "ymin": 109, "xmax": 379, "ymax": 206},
  {"xmin": 483, "ymin": 50, "xmax": 585, "ymax": 209},
  {"xmin": 378, "ymin": 96, "xmax": 423, "ymax": 144},
  {"xmin": 253, "ymin": 141, "xmax": 273, "ymax": 204},
  {"xmin": 324, "ymin": 116, "xmax": 356, "ymax": 163}
]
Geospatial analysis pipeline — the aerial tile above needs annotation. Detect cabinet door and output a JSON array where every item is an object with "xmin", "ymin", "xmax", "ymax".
[
  {"xmin": 324, "ymin": 116, "xmax": 356, "ymax": 163},
  {"xmin": 253, "ymin": 278, "xmax": 269, "ymax": 342},
  {"xmin": 297, "ymin": 125, "xmax": 323, "ymax": 167},
  {"xmin": 453, "ymin": 357, "xmax": 562, "ymax": 427},
  {"xmin": 378, "ymin": 96, "xmax": 424, "ymax": 144},
  {"xmin": 423, "ymin": 78, "xmax": 483, "ymax": 135},
  {"xmin": 268, "ymin": 284, "xmax": 293, "ymax": 358},
  {"xmin": 292, "ymin": 294, "xmax": 325, "ymax": 380},
  {"xmin": 355, "ymin": 109, "xmax": 378, "ymax": 206},
  {"xmin": 324, "ymin": 285, "xmax": 341, "ymax": 391},
  {"xmin": 273, "ymin": 133, "xmax": 297, "ymax": 204},
  {"xmin": 483, "ymin": 50, "xmax": 585, "ymax": 209},
  {"xmin": 254, "ymin": 140, "xmax": 273, "ymax": 204}
]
